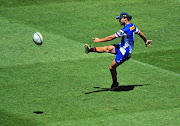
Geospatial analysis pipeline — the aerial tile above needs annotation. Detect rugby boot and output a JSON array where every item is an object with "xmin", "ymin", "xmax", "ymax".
[
  {"xmin": 109, "ymin": 82, "xmax": 119, "ymax": 91},
  {"xmin": 84, "ymin": 44, "xmax": 91, "ymax": 54}
]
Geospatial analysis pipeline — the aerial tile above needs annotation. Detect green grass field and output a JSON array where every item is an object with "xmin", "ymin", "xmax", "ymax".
[{"xmin": 0, "ymin": 0, "xmax": 180, "ymax": 125}]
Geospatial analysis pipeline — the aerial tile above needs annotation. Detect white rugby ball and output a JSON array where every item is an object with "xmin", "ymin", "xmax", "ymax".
[{"xmin": 33, "ymin": 32, "xmax": 43, "ymax": 45}]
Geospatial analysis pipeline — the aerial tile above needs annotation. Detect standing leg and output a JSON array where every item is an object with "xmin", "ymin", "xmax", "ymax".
[
  {"xmin": 109, "ymin": 60, "xmax": 120, "ymax": 91},
  {"xmin": 85, "ymin": 44, "xmax": 119, "ymax": 91}
]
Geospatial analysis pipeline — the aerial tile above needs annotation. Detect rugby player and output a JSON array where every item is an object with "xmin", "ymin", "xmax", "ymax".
[{"xmin": 84, "ymin": 12, "xmax": 152, "ymax": 91}]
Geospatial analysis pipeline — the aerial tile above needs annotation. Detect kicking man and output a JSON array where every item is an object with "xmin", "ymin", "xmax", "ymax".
[{"xmin": 84, "ymin": 12, "xmax": 152, "ymax": 91}]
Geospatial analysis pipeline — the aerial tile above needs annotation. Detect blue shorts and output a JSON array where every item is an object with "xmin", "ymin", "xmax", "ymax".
[{"xmin": 114, "ymin": 45, "xmax": 131, "ymax": 64}]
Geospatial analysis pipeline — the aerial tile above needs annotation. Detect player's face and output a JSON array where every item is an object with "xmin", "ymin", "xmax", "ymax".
[{"xmin": 119, "ymin": 17, "xmax": 126, "ymax": 25}]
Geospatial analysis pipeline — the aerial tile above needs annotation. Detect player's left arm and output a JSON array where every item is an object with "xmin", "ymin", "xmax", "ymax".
[
  {"xmin": 92, "ymin": 34, "xmax": 116, "ymax": 43},
  {"xmin": 138, "ymin": 31, "xmax": 152, "ymax": 47}
]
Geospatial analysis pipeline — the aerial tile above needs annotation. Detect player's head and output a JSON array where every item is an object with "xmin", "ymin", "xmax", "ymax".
[{"xmin": 116, "ymin": 12, "xmax": 132, "ymax": 25}]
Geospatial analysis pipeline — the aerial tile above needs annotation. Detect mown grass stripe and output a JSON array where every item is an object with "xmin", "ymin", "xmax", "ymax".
[{"xmin": 131, "ymin": 59, "xmax": 180, "ymax": 77}]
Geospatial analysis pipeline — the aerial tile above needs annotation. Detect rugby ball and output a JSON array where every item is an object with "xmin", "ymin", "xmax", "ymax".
[{"xmin": 33, "ymin": 32, "xmax": 43, "ymax": 45}]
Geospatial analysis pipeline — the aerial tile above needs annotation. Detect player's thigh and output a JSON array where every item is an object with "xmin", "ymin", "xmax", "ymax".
[
  {"xmin": 106, "ymin": 45, "xmax": 115, "ymax": 54},
  {"xmin": 109, "ymin": 60, "xmax": 120, "ymax": 69}
]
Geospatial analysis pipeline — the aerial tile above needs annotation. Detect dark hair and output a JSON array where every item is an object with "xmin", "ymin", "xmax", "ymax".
[{"xmin": 128, "ymin": 15, "xmax": 132, "ymax": 21}]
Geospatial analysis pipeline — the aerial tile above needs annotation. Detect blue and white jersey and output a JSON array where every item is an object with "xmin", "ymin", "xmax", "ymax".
[{"xmin": 115, "ymin": 23, "xmax": 140, "ymax": 54}]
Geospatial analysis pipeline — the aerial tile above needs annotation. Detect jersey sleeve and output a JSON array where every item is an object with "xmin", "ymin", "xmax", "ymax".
[
  {"xmin": 134, "ymin": 27, "xmax": 140, "ymax": 34},
  {"xmin": 115, "ymin": 29, "xmax": 127, "ymax": 38}
]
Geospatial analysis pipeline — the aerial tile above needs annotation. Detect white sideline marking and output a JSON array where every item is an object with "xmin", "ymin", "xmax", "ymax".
[{"xmin": 131, "ymin": 59, "xmax": 180, "ymax": 77}]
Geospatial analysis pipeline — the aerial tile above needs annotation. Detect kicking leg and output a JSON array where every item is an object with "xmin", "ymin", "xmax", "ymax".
[
  {"xmin": 96, "ymin": 45, "xmax": 115, "ymax": 53},
  {"xmin": 84, "ymin": 44, "xmax": 115, "ymax": 54},
  {"xmin": 109, "ymin": 60, "xmax": 120, "ymax": 91}
]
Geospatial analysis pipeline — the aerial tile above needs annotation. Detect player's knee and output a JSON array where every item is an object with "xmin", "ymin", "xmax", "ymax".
[
  {"xmin": 109, "ymin": 66, "xmax": 112, "ymax": 70},
  {"xmin": 109, "ymin": 66, "xmax": 115, "ymax": 70},
  {"xmin": 103, "ymin": 46, "xmax": 109, "ymax": 52},
  {"xmin": 107, "ymin": 45, "xmax": 112, "ymax": 50}
]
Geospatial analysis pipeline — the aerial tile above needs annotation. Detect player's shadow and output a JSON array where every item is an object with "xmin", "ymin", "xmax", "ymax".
[{"xmin": 85, "ymin": 84, "xmax": 150, "ymax": 94}]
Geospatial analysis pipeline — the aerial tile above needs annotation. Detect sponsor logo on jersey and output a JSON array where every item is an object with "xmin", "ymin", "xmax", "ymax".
[{"xmin": 130, "ymin": 25, "xmax": 135, "ymax": 31}]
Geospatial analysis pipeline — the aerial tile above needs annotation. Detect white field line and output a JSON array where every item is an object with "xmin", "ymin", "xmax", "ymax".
[{"xmin": 131, "ymin": 59, "xmax": 180, "ymax": 77}]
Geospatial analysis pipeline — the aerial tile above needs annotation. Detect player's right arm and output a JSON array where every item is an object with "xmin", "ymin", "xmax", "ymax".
[
  {"xmin": 92, "ymin": 34, "xmax": 116, "ymax": 43},
  {"xmin": 92, "ymin": 29, "xmax": 126, "ymax": 43}
]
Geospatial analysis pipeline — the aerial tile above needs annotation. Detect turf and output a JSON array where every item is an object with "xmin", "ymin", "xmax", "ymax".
[{"xmin": 0, "ymin": 0, "xmax": 180, "ymax": 126}]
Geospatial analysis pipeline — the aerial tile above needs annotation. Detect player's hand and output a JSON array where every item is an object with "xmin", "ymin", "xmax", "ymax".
[
  {"xmin": 146, "ymin": 40, "xmax": 152, "ymax": 47},
  {"xmin": 92, "ymin": 37, "xmax": 101, "ymax": 43}
]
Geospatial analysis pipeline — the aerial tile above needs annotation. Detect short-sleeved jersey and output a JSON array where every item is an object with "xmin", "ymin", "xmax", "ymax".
[{"xmin": 115, "ymin": 23, "xmax": 140, "ymax": 53}]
